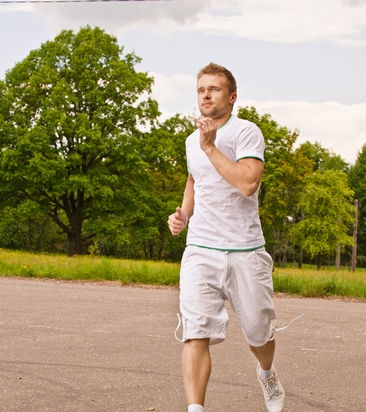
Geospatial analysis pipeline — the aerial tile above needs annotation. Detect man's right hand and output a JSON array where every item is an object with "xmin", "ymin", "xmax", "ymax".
[{"xmin": 167, "ymin": 207, "xmax": 187, "ymax": 236}]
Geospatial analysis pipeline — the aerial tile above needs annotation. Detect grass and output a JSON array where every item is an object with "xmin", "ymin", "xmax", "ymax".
[
  {"xmin": 0, "ymin": 248, "xmax": 365, "ymax": 299},
  {"xmin": 273, "ymin": 266, "xmax": 366, "ymax": 299},
  {"xmin": 0, "ymin": 248, "xmax": 180, "ymax": 286}
]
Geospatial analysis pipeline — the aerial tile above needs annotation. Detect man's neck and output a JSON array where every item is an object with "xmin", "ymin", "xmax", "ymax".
[{"xmin": 211, "ymin": 112, "xmax": 233, "ymax": 129}]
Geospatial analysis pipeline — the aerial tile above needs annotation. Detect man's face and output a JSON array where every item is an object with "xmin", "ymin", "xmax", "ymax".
[{"xmin": 197, "ymin": 73, "xmax": 237, "ymax": 120}]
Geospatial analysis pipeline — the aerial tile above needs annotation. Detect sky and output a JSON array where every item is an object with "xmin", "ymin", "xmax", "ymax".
[{"xmin": 0, "ymin": 0, "xmax": 365, "ymax": 164}]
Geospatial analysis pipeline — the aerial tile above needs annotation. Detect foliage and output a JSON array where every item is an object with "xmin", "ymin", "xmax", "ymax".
[
  {"xmin": 0, "ymin": 203, "xmax": 65, "ymax": 252},
  {"xmin": 0, "ymin": 27, "xmax": 362, "ymax": 267},
  {"xmin": 237, "ymin": 106, "xmax": 313, "ymax": 264},
  {"xmin": 348, "ymin": 144, "xmax": 366, "ymax": 262},
  {"xmin": 237, "ymin": 107, "xmax": 356, "ymax": 268},
  {"xmin": 296, "ymin": 141, "xmax": 349, "ymax": 172},
  {"xmin": 90, "ymin": 113, "xmax": 195, "ymax": 261},
  {"xmin": 137, "ymin": 114, "xmax": 194, "ymax": 260},
  {"xmin": 0, "ymin": 26, "xmax": 159, "ymax": 255},
  {"xmin": 290, "ymin": 169, "xmax": 354, "ymax": 268}
]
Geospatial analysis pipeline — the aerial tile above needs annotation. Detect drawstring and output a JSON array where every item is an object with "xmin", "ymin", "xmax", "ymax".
[
  {"xmin": 174, "ymin": 313, "xmax": 185, "ymax": 343},
  {"xmin": 269, "ymin": 313, "xmax": 304, "ymax": 341},
  {"xmin": 174, "ymin": 312, "xmax": 304, "ymax": 343},
  {"xmin": 275, "ymin": 313, "xmax": 304, "ymax": 332}
]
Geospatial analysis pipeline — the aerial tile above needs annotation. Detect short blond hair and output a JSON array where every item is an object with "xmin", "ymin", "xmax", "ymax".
[{"xmin": 197, "ymin": 63, "xmax": 237, "ymax": 94}]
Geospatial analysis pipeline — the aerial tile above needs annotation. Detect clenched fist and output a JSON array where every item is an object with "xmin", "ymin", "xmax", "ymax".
[{"xmin": 167, "ymin": 207, "xmax": 188, "ymax": 236}]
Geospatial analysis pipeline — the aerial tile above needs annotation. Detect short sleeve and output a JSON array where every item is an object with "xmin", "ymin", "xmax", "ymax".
[{"xmin": 236, "ymin": 123, "xmax": 265, "ymax": 162}]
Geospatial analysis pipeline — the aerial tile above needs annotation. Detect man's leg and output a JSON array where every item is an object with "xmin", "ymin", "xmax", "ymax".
[
  {"xmin": 182, "ymin": 338, "xmax": 211, "ymax": 407},
  {"xmin": 250, "ymin": 339, "xmax": 285, "ymax": 412},
  {"xmin": 249, "ymin": 338, "xmax": 275, "ymax": 370}
]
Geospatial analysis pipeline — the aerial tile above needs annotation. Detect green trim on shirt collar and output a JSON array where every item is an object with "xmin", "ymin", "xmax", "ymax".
[{"xmin": 218, "ymin": 114, "xmax": 232, "ymax": 129}]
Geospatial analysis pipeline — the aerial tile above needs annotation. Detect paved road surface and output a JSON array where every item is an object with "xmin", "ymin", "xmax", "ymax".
[{"xmin": 0, "ymin": 277, "xmax": 365, "ymax": 412}]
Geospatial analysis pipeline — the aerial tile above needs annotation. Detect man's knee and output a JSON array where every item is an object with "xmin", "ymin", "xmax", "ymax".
[{"xmin": 184, "ymin": 338, "xmax": 210, "ymax": 351}]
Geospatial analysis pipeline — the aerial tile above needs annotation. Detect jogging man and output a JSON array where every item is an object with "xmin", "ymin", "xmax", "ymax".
[{"xmin": 167, "ymin": 63, "xmax": 285, "ymax": 412}]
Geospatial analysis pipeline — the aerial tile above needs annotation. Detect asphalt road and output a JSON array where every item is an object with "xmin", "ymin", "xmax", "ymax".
[{"xmin": 0, "ymin": 277, "xmax": 365, "ymax": 412}]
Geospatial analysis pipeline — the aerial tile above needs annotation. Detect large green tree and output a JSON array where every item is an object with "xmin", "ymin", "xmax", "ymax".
[
  {"xmin": 293, "ymin": 141, "xmax": 351, "ymax": 267},
  {"xmin": 290, "ymin": 169, "xmax": 354, "ymax": 269},
  {"xmin": 0, "ymin": 26, "xmax": 159, "ymax": 255},
  {"xmin": 93, "ymin": 114, "xmax": 195, "ymax": 261},
  {"xmin": 138, "ymin": 114, "xmax": 194, "ymax": 260}
]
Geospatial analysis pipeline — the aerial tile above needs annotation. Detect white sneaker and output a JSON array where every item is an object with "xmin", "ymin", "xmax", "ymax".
[
  {"xmin": 187, "ymin": 404, "xmax": 205, "ymax": 412},
  {"xmin": 257, "ymin": 364, "xmax": 285, "ymax": 412}
]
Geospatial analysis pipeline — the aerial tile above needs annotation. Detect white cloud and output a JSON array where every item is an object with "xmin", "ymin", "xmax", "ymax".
[
  {"xmin": 189, "ymin": 0, "xmax": 366, "ymax": 45},
  {"xmin": 28, "ymin": 0, "xmax": 366, "ymax": 45},
  {"xmin": 238, "ymin": 99, "xmax": 366, "ymax": 164},
  {"xmin": 31, "ymin": 1, "xmax": 212, "ymax": 37},
  {"xmin": 150, "ymin": 72, "xmax": 197, "ymax": 116},
  {"xmin": 0, "ymin": 3, "xmax": 32, "ymax": 13},
  {"xmin": 150, "ymin": 72, "xmax": 365, "ymax": 164},
  {"xmin": 0, "ymin": 1, "xmax": 364, "ymax": 166}
]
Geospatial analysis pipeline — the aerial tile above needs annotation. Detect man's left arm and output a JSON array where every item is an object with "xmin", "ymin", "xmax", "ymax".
[
  {"xmin": 203, "ymin": 146, "xmax": 263, "ymax": 197},
  {"xmin": 197, "ymin": 118, "xmax": 263, "ymax": 196}
]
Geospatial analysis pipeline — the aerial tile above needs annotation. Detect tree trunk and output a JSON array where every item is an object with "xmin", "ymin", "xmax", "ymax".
[
  {"xmin": 68, "ymin": 231, "xmax": 83, "ymax": 256},
  {"xmin": 297, "ymin": 247, "xmax": 303, "ymax": 269},
  {"xmin": 67, "ymin": 214, "xmax": 84, "ymax": 256},
  {"xmin": 351, "ymin": 199, "xmax": 358, "ymax": 272},
  {"xmin": 316, "ymin": 254, "xmax": 322, "ymax": 270},
  {"xmin": 335, "ymin": 244, "xmax": 341, "ymax": 270}
]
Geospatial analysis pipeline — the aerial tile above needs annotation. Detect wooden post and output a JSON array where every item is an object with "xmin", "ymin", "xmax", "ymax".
[{"xmin": 351, "ymin": 199, "xmax": 358, "ymax": 272}]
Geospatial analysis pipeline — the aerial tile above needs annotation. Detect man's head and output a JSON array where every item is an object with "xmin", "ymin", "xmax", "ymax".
[
  {"xmin": 197, "ymin": 63, "xmax": 237, "ymax": 94},
  {"xmin": 196, "ymin": 63, "xmax": 237, "ymax": 122}
]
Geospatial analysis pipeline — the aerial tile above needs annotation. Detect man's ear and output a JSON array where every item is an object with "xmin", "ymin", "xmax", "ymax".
[{"xmin": 230, "ymin": 92, "xmax": 237, "ymax": 104}]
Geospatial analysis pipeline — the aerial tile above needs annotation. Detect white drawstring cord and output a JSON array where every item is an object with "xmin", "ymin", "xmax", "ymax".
[
  {"xmin": 174, "ymin": 313, "xmax": 185, "ymax": 343},
  {"xmin": 174, "ymin": 312, "xmax": 304, "ymax": 343},
  {"xmin": 275, "ymin": 313, "xmax": 304, "ymax": 333}
]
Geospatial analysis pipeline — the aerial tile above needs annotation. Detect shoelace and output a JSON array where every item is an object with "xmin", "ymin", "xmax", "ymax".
[
  {"xmin": 174, "ymin": 313, "xmax": 304, "ymax": 343},
  {"xmin": 259, "ymin": 373, "xmax": 282, "ymax": 399}
]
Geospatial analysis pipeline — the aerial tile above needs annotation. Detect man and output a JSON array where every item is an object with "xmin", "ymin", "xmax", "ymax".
[{"xmin": 167, "ymin": 63, "xmax": 285, "ymax": 412}]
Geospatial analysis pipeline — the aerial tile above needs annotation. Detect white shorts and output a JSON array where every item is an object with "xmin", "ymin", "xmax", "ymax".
[{"xmin": 179, "ymin": 245, "xmax": 276, "ymax": 347}]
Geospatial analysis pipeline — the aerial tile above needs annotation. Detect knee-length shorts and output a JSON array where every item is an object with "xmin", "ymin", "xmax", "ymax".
[{"xmin": 179, "ymin": 246, "xmax": 276, "ymax": 347}]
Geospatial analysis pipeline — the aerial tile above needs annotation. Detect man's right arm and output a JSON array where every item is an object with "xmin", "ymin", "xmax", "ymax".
[{"xmin": 167, "ymin": 174, "xmax": 195, "ymax": 236}]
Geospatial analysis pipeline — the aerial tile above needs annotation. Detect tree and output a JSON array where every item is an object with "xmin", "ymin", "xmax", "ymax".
[
  {"xmin": 290, "ymin": 169, "xmax": 354, "ymax": 269},
  {"xmin": 0, "ymin": 202, "xmax": 64, "ymax": 252},
  {"xmin": 143, "ymin": 114, "xmax": 195, "ymax": 260},
  {"xmin": 296, "ymin": 141, "xmax": 349, "ymax": 172},
  {"xmin": 237, "ymin": 106, "xmax": 313, "ymax": 265},
  {"xmin": 348, "ymin": 144, "xmax": 366, "ymax": 265},
  {"xmin": 294, "ymin": 141, "xmax": 351, "ymax": 267},
  {"xmin": 92, "ymin": 114, "xmax": 195, "ymax": 261},
  {"xmin": 0, "ymin": 26, "xmax": 159, "ymax": 255}
]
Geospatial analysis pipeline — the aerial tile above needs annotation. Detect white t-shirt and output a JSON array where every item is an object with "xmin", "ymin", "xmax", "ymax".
[{"xmin": 186, "ymin": 114, "xmax": 265, "ymax": 250}]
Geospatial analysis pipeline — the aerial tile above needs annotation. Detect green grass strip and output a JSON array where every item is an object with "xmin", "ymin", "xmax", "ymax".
[{"xmin": 1, "ymin": 248, "xmax": 365, "ymax": 298}]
